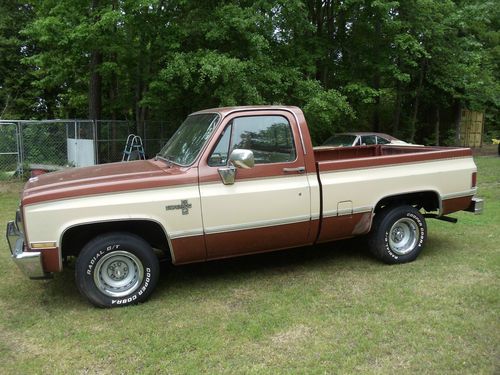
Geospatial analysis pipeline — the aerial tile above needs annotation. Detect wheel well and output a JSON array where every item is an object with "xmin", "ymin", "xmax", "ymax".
[
  {"xmin": 374, "ymin": 191, "xmax": 439, "ymax": 213},
  {"xmin": 61, "ymin": 220, "xmax": 171, "ymax": 260}
]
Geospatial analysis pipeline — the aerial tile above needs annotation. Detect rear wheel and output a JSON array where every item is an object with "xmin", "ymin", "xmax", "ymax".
[
  {"xmin": 368, "ymin": 205, "xmax": 427, "ymax": 264},
  {"xmin": 75, "ymin": 232, "xmax": 159, "ymax": 307}
]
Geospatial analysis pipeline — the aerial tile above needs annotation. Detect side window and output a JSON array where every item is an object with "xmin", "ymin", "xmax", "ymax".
[
  {"xmin": 231, "ymin": 115, "xmax": 296, "ymax": 164},
  {"xmin": 208, "ymin": 124, "xmax": 231, "ymax": 167},
  {"xmin": 208, "ymin": 115, "xmax": 297, "ymax": 166},
  {"xmin": 362, "ymin": 135, "xmax": 377, "ymax": 145},
  {"xmin": 377, "ymin": 136, "xmax": 390, "ymax": 145}
]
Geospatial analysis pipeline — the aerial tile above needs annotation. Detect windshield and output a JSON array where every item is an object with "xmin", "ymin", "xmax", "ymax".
[
  {"xmin": 322, "ymin": 134, "xmax": 357, "ymax": 147},
  {"xmin": 157, "ymin": 113, "xmax": 219, "ymax": 166}
]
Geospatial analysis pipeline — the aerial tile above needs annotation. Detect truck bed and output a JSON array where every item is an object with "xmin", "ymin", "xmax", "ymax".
[
  {"xmin": 312, "ymin": 144, "xmax": 476, "ymax": 244},
  {"xmin": 313, "ymin": 145, "xmax": 472, "ymax": 172}
]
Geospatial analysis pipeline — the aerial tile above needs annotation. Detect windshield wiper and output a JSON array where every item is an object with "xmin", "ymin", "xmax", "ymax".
[{"xmin": 155, "ymin": 154, "xmax": 177, "ymax": 167}]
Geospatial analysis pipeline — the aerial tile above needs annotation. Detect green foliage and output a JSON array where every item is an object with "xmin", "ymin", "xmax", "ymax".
[
  {"xmin": 0, "ymin": 0, "xmax": 498, "ymax": 144},
  {"xmin": 302, "ymin": 88, "xmax": 355, "ymax": 143},
  {"xmin": 0, "ymin": 2, "xmax": 35, "ymax": 119}
]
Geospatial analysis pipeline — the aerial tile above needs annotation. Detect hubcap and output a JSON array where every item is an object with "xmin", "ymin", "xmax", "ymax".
[
  {"xmin": 388, "ymin": 218, "xmax": 420, "ymax": 255},
  {"xmin": 94, "ymin": 251, "xmax": 144, "ymax": 297}
]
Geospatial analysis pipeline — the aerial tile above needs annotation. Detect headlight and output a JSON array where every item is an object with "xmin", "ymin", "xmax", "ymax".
[{"xmin": 15, "ymin": 208, "xmax": 24, "ymax": 234}]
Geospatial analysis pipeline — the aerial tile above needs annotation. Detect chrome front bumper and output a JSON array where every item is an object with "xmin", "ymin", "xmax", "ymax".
[
  {"xmin": 6, "ymin": 221, "xmax": 48, "ymax": 279},
  {"xmin": 465, "ymin": 197, "xmax": 484, "ymax": 215}
]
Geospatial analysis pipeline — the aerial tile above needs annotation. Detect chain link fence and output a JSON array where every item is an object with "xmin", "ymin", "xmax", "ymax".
[
  {"xmin": 0, "ymin": 119, "xmax": 177, "ymax": 179},
  {"xmin": 0, "ymin": 122, "xmax": 21, "ymax": 179},
  {"xmin": 96, "ymin": 120, "xmax": 175, "ymax": 163}
]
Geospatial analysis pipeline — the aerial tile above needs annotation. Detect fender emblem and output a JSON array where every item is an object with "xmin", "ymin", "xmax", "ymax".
[{"xmin": 166, "ymin": 200, "xmax": 192, "ymax": 215}]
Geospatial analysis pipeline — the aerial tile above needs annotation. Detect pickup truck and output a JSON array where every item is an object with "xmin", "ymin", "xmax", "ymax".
[{"xmin": 6, "ymin": 106, "xmax": 483, "ymax": 307}]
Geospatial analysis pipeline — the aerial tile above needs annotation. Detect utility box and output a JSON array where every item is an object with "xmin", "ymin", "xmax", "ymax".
[
  {"xmin": 67, "ymin": 122, "xmax": 96, "ymax": 167},
  {"xmin": 460, "ymin": 110, "xmax": 484, "ymax": 148},
  {"xmin": 67, "ymin": 138, "xmax": 95, "ymax": 167}
]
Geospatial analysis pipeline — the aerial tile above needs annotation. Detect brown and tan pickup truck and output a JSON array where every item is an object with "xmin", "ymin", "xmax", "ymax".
[{"xmin": 6, "ymin": 106, "xmax": 483, "ymax": 307}]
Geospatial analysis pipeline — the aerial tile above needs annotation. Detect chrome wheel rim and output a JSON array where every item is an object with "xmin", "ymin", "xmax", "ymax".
[
  {"xmin": 94, "ymin": 251, "xmax": 144, "ymax": 297},
  {"xmin": 388, "ymin": 218, "xmax": 420, "ymax": 255}
]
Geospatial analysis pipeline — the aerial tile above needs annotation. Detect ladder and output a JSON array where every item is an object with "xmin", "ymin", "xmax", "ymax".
[{"xmin": 122, "ymin": 134, "xmax": 146, "ymax": 161}]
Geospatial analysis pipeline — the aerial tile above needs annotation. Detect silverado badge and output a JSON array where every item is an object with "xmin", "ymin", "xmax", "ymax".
[{"xmin": 165, "ymin": 200, "xmax": 192, "ymax": 215}]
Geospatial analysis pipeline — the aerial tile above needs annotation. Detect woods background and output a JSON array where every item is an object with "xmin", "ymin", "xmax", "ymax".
[{"xmin": 0, "ymin": 0, "xmax": 498, "ymax": 145}]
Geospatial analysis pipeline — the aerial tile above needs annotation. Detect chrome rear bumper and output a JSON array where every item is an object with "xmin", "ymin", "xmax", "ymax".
[
  {"xmin": 465, "ymin": 197, "xmax": 484, "ymax": 215},
  {"xmin": 6, "ymin": 221, "xmax": 49, "ymax": 279}
]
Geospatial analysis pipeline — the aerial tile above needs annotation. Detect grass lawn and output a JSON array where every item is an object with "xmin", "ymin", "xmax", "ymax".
[{"xmin": 0, "ymin": 157, "xmax": 498, "ymax": 374}]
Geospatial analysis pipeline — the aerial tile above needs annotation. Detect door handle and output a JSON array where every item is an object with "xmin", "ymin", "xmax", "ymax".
[{"xmin": 283, "ymin": 167, "xmax": 306, "ymax": 174}]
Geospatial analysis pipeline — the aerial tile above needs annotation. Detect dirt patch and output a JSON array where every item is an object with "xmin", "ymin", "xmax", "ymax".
[
  {"xmin": 0, "ymin": 181, "xmax": 23, "ymax": 194},
  {"xmin": 270, "ymin": 324, "xmax": 312, "ymax": 346},
  {"xmin": 472, "ymin": 144, "xmax": 499, "ymax": 156}
]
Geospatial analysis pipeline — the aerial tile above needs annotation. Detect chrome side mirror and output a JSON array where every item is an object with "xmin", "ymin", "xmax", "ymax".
[
  {"xmin": 217, "ymin": 149, "xmax": 254, "ymax": 185},
  {"xmin": 229, "ymin": 149, "xmax": 254, "ymax": 169}
]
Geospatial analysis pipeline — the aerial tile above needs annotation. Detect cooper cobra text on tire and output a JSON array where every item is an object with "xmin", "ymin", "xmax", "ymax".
[
  {"xmin": 368, "ymin": 205, "xmax": 427, "ymax": 264},
  {"xmin": 75, "ymin": 232, "xmax": 159, "ymax": 307}
]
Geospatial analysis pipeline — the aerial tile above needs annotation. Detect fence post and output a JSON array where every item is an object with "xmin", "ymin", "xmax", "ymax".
[
  {"xmin": 74, "ymin": 120, "xmax": 78, "ymax": 167},
  {"xmin": 93, "ymin": 119, "xmax": 98, "ymax": 164},
  {"xmin": 17, "ymin": 121, "xmax": 24, "ymax": 176}
]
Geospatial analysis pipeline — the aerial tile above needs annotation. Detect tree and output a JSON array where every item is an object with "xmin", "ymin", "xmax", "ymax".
[
  {"xmin": 0, "ymin": 1, "xmax": 35, "ymax": 118},
  {"xmin": 3, "ymin": 0, "xmax": 496, "ymax": 145}
]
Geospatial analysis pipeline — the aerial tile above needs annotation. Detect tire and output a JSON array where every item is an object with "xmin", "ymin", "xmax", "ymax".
[
  {"xmin": 75, "ymin": 232, "xmax": 159, "ymax": 308},
  {"xmin": 368, "ymin": 205, "xmax": 427, "ymax": 264}
]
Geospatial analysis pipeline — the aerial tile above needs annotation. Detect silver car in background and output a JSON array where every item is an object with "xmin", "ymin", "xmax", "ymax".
[{"xmin": 320, "ymin": 132, "xmax": 416, "ymax": 147}]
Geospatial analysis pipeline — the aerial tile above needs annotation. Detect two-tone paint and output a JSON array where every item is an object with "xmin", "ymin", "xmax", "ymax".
[{"xmin": 13, "ymin": 106, "xmax": 479, "ymax": 276}]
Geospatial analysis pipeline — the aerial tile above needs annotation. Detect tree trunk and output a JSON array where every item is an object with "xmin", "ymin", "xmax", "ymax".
[
  {"xmin": 372, "ymin": 73, "xmax": 381, "ymax": 132},
  {"xmin": 110, "ymin": 55, "xmax": 118, "ymax": 159},
  {"xmin": 454, "ymin": 100, "xmax": 462, "ymax": 146},
  {"xmin": 435, "ymin": 106, "xmax": 440, "ymax": 146},
  {"xmin": 89, "ymin": 51, "xmax": 102, "ymax": 120},
  {"xmin": 337, "ymin": 7, "xmax": 346, "ymax": 67},
  {"xmin": 308, "ymin": 0, "xmax": 335, "ymax": 88},
  {"xmin": 134, "ymin": 63, "xmax": 143, "ymax": 137},
  {"xmin": 409, "ymin": 61, "xmax": 426, "ymax": 142},
  {"xmin": 409, "ymin": 94, "xmax": 419, "ymax": 143},
  {"xmin": 392, "ymin": 85, "xmax": 402, "ymax": 136},
  {"xmin": 372, "ymin": 14, "xmax": 382, "ymax": 132},
  {"xmin": 109, "ymin": 0, "xmax": 119, "ymax": 159},
  {"xmin": 0, "ymin": 93, "xmax": 10, "ymax": 119},
  {"xmin": 88, "ymin": 0, "xmax": 102, "ymax": 121},
  {"xmin": 372, "ymin": 97, "xmax": 381, "ymax": 132}
]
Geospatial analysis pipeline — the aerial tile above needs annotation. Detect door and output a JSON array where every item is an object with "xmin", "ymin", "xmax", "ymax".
[{"xmin": 199, "ymin": 111, "xmax": 312, "ymax": 259}]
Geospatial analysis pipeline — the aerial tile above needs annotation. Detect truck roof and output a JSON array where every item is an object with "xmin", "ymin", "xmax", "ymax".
[{"xmin": 191, "ymin": 105, "xmax": 302, "ymax": 116}]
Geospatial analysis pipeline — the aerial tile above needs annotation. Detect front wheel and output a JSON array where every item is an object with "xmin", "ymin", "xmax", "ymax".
[
  {"xmin": 75, "ymin": 232, "xmax": 159, "ymax": 307},
  {"xmin": 368, "ymin": 205, "xmax": 427, "ymax": 264}
]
